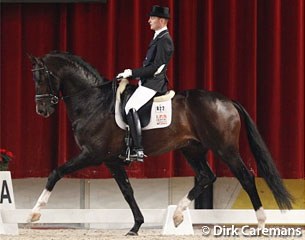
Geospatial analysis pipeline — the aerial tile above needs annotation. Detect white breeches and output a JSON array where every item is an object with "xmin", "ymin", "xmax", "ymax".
[{"xmin": 125, "ymin": 85, "xmax": 157, "ymax": 114}]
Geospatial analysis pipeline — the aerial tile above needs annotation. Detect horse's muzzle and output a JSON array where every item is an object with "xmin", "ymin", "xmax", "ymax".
[{"xmin": 36, "ymin": 103, "xmax": 54, "ymax": 118}]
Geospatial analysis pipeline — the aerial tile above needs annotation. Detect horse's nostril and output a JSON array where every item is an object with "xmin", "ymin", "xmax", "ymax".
[
  {"xmin": 36, "ymin": 106, "xmax": 45, "ymax": 115},
  {"xmin": 37, "ymin": 110, "xmax": 43, "ymax": 115}
]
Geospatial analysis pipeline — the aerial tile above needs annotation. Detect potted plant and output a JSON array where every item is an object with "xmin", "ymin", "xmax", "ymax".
[{"xmin": 0, "ymin": 149, "xmax": 13, "ymax": 171}]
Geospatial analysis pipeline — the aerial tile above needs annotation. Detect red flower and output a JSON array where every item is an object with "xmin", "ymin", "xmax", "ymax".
[
  {"xmin": 0, "ymin": 148, "xmax": 14, "ymax": 164},
  {"xmin": 5, "ymin": 150, "xmax": 14, "ymax": 158}
]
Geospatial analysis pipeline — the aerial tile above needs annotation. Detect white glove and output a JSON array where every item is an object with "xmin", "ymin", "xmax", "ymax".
[{"xmin": 116, "ymin": 69, "xmax": 132, "ymax": 79}]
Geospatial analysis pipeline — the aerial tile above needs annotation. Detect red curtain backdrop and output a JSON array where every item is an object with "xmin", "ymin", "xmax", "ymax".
[{"xmin": 1, "ymin": 0, "xmax": 304, "ymax": 179}]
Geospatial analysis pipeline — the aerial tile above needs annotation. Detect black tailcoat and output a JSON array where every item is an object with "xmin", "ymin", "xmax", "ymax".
[{"xmin": 131, "ymin": 30, "xmax": 174, "ymax": 94}]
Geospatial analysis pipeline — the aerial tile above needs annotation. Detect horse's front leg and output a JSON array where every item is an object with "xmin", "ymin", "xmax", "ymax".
[
  {"xmin": 106, "ymin": 162, "xmax": 144, "ymax": 236},
  {"xmin": 28, "ymin": 149, "xmax": 94, "ymax": 222}
]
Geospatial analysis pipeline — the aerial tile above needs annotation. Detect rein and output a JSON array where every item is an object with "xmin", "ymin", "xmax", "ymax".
[{"xmin": 32, "ymin": 65, "xmax": 116, "ymax": 105}]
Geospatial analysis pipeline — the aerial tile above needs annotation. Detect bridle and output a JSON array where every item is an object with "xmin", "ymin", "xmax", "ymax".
[
  {"xmin": 32, "ymin": 65, "xmax": 60, "ymax": 105},
  {"xmin": 32, "ymin": 62, "xmax": 118, "ymax": 107}
]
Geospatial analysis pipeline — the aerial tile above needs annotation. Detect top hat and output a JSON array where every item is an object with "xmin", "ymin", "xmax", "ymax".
[{"xmin": 149, "ymin": 5, "xmax": 170, "ymax": 19}]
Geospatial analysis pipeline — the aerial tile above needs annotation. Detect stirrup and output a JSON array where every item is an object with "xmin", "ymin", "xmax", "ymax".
[
  {"xmin": 120, "ymin": 148, "xmax": 146, "ymax": 163},
  {"xmin": 129, "ymin": 149, "xmax": 146, "ymax": 162}
]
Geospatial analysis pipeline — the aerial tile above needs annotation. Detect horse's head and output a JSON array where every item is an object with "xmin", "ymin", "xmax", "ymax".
[{"xmin": 29, "ymin": 54, "xmax": 60, "ymax": 118}]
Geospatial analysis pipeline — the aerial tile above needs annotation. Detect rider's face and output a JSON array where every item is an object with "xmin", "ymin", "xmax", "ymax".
[{"xmin": 148, "ymin": 16, "xmax": 163, "ymax": 31}]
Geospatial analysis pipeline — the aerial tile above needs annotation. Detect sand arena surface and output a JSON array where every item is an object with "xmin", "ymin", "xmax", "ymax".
[{"xmin": 1, "ymin": 227, "xmax": 305, "ymax": 240}]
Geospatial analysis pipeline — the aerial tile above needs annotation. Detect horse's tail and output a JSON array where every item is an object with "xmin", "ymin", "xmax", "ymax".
[{"xmin": 232, "ymin": 100, "xmax": 293, "ymax": 210}]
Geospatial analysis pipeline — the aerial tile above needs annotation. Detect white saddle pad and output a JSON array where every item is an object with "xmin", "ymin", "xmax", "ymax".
[{"xmin": 114, "ymin": 79, "xmax": 175, "ymax": 130}]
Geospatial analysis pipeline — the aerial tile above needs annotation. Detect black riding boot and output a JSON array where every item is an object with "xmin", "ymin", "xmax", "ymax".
[{"xmin": 127, "ymin": 108, "xmax": 145, "ymax": 162}]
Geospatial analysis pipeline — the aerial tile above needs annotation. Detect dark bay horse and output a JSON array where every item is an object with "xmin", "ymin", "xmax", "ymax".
[{"xmin": 28, "ymin": 52, "xmax": 292, "ymax": 235}]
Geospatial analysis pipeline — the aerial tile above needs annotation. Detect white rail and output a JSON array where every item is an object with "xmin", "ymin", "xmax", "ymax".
[{"xmin": 1, "ymin": 209, "xmax": 305, "ymax": 225}]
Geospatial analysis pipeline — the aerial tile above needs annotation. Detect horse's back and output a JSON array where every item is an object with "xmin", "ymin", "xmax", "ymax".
[{"xmin": 174, "ymin": 88, "xmax": 230, "ymax": 102}]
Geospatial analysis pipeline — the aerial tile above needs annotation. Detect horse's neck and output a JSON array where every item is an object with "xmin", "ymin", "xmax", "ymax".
[
  {"xmin": 60, "ymin": 71, "xmax": 95, "ymax": 97},
  {"xmin": 63, "ymin": 80, "xmax": 113, "ymax": 123},
  {"xmin": 46, "ymin": 55, "xmax": 112, "ymax": 122},
  {"xmin": 47, "ymin": 55, "xmax": 103, "ymax": 97}
]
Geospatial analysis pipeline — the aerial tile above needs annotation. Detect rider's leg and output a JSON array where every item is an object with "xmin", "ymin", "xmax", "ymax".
[
  {"xmin": 124, "ymin": 86, "xmax": 157, "ymax": 114},
  {"xmin": 126, "ymin": 108, "xmax": 145, "ymax": 161},
  {"xmin": 124, "ymin": 86, "xmax": 156, "ymax": 161}
]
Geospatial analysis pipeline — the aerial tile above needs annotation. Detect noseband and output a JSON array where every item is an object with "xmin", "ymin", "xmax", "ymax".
[{"xmin": 32, "ymin": 66, "xmax": 60, "ymax": 105}]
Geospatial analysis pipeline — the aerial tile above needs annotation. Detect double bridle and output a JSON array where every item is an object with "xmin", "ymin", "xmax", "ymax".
[
  {"xmin": 32, "ymin": 63, "xmax": 117, "ymax": 106},
  {"xmin": 32, "ymin": 65, "xmax": 60, "ymax": 105}
]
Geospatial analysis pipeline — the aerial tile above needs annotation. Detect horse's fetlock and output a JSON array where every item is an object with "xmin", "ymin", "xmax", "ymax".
[
  {"xmin": 46, "ymin": 170, "xmax": 61, "ymax": 191},
  {"xmin": 37, "ymin": 201, "xmax": 46, "ymax": 207},
  {"xmin": 176, "ymin": 206, "xmax": 181, "ymax": 212},
  {"xmin": 136, "ymin": 218, "xmax": 144, "ymax": 225}
]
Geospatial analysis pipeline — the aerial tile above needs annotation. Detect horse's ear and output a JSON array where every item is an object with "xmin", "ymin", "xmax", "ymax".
[{"xmin": 27, "ymin": 53, "xmax": 39, "ymax": 64}]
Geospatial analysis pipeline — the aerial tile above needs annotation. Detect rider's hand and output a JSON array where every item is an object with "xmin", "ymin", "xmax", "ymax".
[{"xmin": 116, "ymin": 69, "xmax": 132, "ymax": 79}]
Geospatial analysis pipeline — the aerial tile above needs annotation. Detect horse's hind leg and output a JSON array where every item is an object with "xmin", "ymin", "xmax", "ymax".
[
  {"xmin": 173, "ymin": 143, "xmax": 216, "ymax": 227},
  {"xmin": 106, "ymin": 162, "xmax": 144, "ymax": 236},
  {"xmin": 221, "ymin": 150, "xmax": 266, "ymax": 228},
  {"xmin": 28, "ymin": 149, "xmax": 94, "ymax": 222}
]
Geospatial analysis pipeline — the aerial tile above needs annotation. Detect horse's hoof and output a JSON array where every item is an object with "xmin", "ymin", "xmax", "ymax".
[
  {"xmin": 173, "ymin": 211, "xmax": 184, "ymax": 227},
  {"xmin": 125, "ymin": 231, "xmax": 138, "ymax": 236},
  {"xmin": 28, "ymin": 212, "xmax": 41, "ymax": 222}
]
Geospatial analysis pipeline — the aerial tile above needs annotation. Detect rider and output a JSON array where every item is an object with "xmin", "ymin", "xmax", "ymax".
[{"xmin": 117, "ymin": 5, "xmax": 174, "ymax": 162}]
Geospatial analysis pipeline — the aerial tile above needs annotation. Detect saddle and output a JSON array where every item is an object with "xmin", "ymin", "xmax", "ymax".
[{"xmin": 115, "ymin": 79, "xmax": 175, "ymax": 130}]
